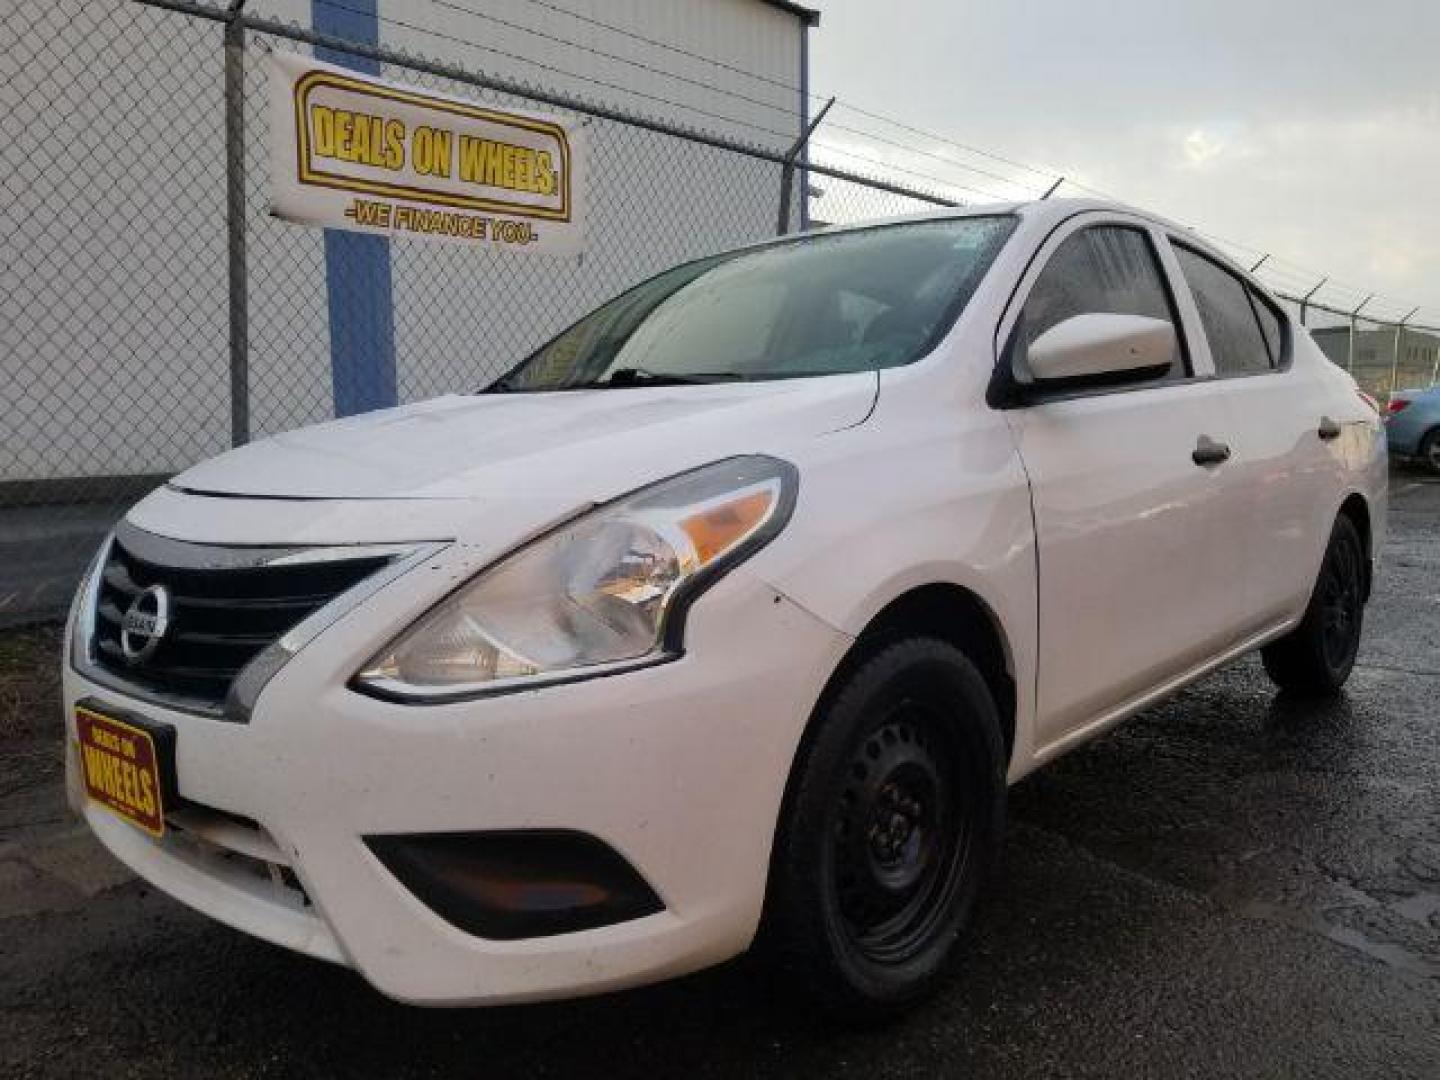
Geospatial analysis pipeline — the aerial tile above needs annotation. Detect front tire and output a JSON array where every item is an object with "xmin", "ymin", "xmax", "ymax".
[
  {"xmin": 1261, "ymin": 515, "xmax": 1366, "ymax": 695},
  {"xmin": 761, "ymin": 638, "xmax": 1006, "ymax": 1017}
]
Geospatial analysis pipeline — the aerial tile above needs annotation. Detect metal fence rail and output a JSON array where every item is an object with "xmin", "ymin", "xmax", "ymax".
[{"xmin": 2, "ymin": 0, "xmax": 1433, "ymax": 626}]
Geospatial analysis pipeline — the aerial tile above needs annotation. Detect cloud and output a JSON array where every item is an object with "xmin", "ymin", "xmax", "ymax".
[
  {"xmin": 1181, "ymin": 129, "xmax": 1225, "ymax": 166},
  {"xmin": 808, "ymin": 0, "xmax": 1440, "ymax": 320}
]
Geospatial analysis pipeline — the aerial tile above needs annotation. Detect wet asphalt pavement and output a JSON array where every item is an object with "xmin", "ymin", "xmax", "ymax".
[{"xmin": 2, "ymin": 474, "xmax": 1438, "ymax": 1078}]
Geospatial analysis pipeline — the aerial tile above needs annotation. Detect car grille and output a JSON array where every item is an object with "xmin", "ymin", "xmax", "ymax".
[{"xmin": 90, "ymin": 525, "xmax": 399, "ymax": 713}]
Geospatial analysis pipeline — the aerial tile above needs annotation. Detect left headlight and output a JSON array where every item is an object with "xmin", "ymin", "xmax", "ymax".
[{"xmin": 354, "ymin": 455, "xmax": 798, "ymax": 702}]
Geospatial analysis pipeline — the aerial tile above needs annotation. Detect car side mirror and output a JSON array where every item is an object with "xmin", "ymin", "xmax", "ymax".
[{"xmin": 1025, "ymin": 312, "xmax": 1177, "ymax": 385}]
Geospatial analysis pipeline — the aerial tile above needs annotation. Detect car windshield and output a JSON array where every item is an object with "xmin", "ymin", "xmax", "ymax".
[{"xmin": 485, "ymin": 215, "xmax": 1016, "ymax": 392}]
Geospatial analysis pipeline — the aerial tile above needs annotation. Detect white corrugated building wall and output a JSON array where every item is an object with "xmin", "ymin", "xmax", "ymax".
[{"xmin": 1, "ymin": 0, "xmax": 818, "ymax": 485}]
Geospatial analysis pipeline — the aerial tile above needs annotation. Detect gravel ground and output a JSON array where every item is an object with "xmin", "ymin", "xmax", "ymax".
[{"xmin": 2, "ymin": 474, "xmax": 1438, "ymax": 1079}]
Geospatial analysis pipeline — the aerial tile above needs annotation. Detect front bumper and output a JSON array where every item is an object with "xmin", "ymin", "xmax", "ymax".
[{"xmin": 64, "ymin": 565, "xmax": 850, "ymax": 1005}]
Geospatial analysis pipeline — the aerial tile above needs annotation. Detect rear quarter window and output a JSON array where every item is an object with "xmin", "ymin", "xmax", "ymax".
[{"xmin": 1247, "ymin": 287, "xmax": 1286, "ymax": 367}]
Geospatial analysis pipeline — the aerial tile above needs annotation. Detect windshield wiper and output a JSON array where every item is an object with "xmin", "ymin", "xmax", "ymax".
[
  {"xmin": 590, "ymin": 367, "xmax": 746, "ymax": 387},
  {"xmin": 478, "ymin": 367, "xmax": 746, "ymax": 393}
]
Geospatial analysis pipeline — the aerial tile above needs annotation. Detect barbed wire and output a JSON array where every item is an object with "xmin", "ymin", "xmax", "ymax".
[
  {"xmin": 810, "ymin": 142, "xmax": 1020, "ymax": 204},
  {"xmin": 819, "ymin": 121, "xmax": 1049, "ymax": 198}
]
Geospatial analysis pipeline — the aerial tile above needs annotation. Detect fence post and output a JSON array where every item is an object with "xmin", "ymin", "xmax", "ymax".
[
  {"xmin": 224, "ymin": 0, "xmax": 250, "ymax": 446},
  {"xmin": 1388, "ymin": 308, "xmax": 1418, "ymax": 403},
  {"xmin": 1299, "ymin": 277, "xmax": 1327, "ymax": 327},
  {"xmin": 777, "ymin": 96, "xmax": 834, "ymax": 236}
]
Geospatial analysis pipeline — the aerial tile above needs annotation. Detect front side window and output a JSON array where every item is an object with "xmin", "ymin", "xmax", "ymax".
[
  {"xmin": 1013, "ymin": 224, "xmax": 1184, "ymax": 379},
  {"xmin": 1174, "ymin": 245, "xmax": 1274, "ymax": 376},
  {"xmin": 489, "ymin": 216, "xmax": 1016, "ymax": 391}
]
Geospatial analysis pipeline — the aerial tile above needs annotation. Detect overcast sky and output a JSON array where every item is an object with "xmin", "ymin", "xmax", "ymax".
[{"xmin": 808, "ymin": 0, "xmax": 1440, "ymax": 322}]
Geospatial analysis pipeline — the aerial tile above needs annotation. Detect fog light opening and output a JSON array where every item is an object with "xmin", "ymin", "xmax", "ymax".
[{"xmin": 365, "ymin": 830, "xmax": 664, "ymax": 940}]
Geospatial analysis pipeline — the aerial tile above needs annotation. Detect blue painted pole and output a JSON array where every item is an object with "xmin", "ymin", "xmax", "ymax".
[{"xmin": 312, "ymin": 0, "xmax": 397, "ymax": 417}]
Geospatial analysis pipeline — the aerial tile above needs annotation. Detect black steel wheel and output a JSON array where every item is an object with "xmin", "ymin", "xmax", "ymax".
[
  {"xmin": 830, "ymin": 701, "xmax": 973, "ymax": 966},
  {"xmin": 1262, "ymin": 514, "xmax": 1367, "ymax": 695},
  {"xmin": 761, "ymin": 637, "xmax": 1005, "ymax": 1017}
]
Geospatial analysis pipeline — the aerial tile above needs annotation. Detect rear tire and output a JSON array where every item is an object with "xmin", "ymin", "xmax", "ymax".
[
  {"xmin": 1261, "ymin": 515, "xmax": 1366, "ymax": 695},
  {"xmin": 1418, "ymin": 428, "xmax": 1440, "ymax": 476},
  {"xmin": 761, "ymin": 638, "xmax": 1005, "ymax": 1018}
]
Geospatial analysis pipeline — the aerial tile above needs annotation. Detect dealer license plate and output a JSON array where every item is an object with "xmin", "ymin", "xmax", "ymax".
[{"xmin": 75, "ymin": 705, "xmax": 170, "ymax": 837}]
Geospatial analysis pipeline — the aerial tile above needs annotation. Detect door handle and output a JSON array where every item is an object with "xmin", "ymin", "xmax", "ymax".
[
  {"xmin": 1318, "ymin": 416, "xmax": 1343, "ymax": 441},
  {"xmin": 1192, "ymin": 435, "xmax": 1231, "ymax": 467}
]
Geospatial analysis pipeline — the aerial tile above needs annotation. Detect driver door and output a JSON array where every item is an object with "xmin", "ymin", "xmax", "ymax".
[{"xmin": 999, "ymin": 216, "xmax": 1247, "ymax": 751}]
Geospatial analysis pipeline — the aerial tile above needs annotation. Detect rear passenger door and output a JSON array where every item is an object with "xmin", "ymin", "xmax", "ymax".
[
  {"xmin": 999, "ymin": 216, "xmax": 1247, "ymax": 749},
  {"xmin": 1167, "ymin": 242, "xmax": 1338, "ymax": 631}
]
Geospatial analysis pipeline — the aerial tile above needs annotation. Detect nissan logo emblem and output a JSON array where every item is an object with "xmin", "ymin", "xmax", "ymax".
[{"xmin": 120, "ymin": 584, "xmax": 171, "ymax": 665}]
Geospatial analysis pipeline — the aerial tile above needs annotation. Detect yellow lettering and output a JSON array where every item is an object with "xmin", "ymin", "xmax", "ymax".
[
  {"xmin": 334, "ymin": 111, "xmax": 355, "ymax": 161},
  {"xmin": 535, "ymin": 151, "xmax": 555, "ymax": 196},
  {"xmin": 137, "ymin": 770, "xmax": 156, "ymax": 816},
  {"xmin": 101, "ymin": 753, "xmax": 120, "ymax": 798},
  {"xmin": 431, "ymin": 128, "xmax": 452, "ymax": 177},
  {"xmin": 82, "ymin": 744, "xmax": 105, "ymax": 788},
  {"xmin": 458, "ymin": 135, "xmax": 481, "ymax": 183},
  {"xmin": 413, "ymin": 126, "xmax": 450, "ymax": 176},
  {"xmin": 383, "ymin": 120, "xmax": 405, "ymax": 170},
  {"xmin": 483, "ymin": 141, "xmax": 504, "ymax": 186},
  {"xmin": 351, "ymin": 113, "xmax": 372, "ymax": 165},
  {"xmin": 312, "ymin": 104, "xmax": 335, "ymax": 157},
  {"xmin": 501, "ymin": 145, "xmax": 516, "ymax": 190}
]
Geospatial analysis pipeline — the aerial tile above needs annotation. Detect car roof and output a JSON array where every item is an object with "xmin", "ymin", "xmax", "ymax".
[
  {"xmin": 807, "ymin": 198, "xmax": 1301, "ymax": 309},
  {"xmin": 810, "ymin": 197, "xmax": 1199, "ymax": 246}
]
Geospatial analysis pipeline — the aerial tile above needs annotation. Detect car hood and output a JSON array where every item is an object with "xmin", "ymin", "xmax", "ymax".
[{"xmin": 172, "ymin": 374, "xmax": 876, "ymax": 503}]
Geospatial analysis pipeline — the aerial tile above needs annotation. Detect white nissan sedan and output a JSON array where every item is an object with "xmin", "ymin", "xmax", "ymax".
[{"xmin": 64, "ymin": 200, "xmax": 1386, "ymax": 1015}]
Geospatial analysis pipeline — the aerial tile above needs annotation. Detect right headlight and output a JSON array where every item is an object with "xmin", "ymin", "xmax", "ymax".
[
  {"xmin": 353, "ymin": 455, "xmax": 798, "ymax": 702},
  {"xmin": 68, "ymin": 532, "xmax": 114, "ymax": 674}
]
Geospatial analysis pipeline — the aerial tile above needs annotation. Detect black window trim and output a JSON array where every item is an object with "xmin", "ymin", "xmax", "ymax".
[
  {"xmin": 988, "ymin": 216, "xmax": 1197, "ymax": 410},
  {"xmin": 1167, "ymin": 236, "xmax": 1294, "ymax": 380}
]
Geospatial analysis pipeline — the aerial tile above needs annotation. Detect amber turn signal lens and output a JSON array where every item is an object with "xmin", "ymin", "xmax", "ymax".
[{"xmin": 678, "ymin": 488, "xmax": 777, "ymax": 565}]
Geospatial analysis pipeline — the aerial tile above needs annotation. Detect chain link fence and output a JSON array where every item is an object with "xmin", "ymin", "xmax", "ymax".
[
  {"xmin": 1, "ymin": 0, "xmax": 939, "ymax": 626},
  {"xmin": 2, "ymin": 0, "xmax": 1433, "ymax": 626}
]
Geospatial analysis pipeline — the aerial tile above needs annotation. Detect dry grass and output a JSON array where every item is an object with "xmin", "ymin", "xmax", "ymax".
[{"xmin": 0, "ymin": 622, "xmax": 64, "ymax": 741}]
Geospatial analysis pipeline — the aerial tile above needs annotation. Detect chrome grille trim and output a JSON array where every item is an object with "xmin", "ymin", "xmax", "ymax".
[
  {"xmin": 75, "ymin": 522, "xmax": 446, "ymax": 720},
  {"xmin": 224, "ymin": 541, "xmax": 444, "ymax": 723}
]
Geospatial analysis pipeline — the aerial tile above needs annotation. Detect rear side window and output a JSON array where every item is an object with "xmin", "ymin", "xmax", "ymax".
[
  {"xmin": 1248, "ymin": 287, "xmax": 1286, "ymax": 367},
  {"xmin": 1016, "ymin": 225, "xmax": 1184, "ymax": 378},
  {"xmin": 1174, "ymin": 246, "xmax": 1274, "ymax": 376}
]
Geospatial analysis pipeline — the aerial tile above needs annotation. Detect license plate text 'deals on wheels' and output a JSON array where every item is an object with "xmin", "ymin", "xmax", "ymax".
[{"xmin": 75, "ymin": 705, "xmax": 168, "ymax": 837}]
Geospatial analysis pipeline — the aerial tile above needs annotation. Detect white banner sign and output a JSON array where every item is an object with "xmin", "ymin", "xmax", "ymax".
[{"xmin": 267, "ymin": 52, "xmax": 586, "ymax": 254}]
